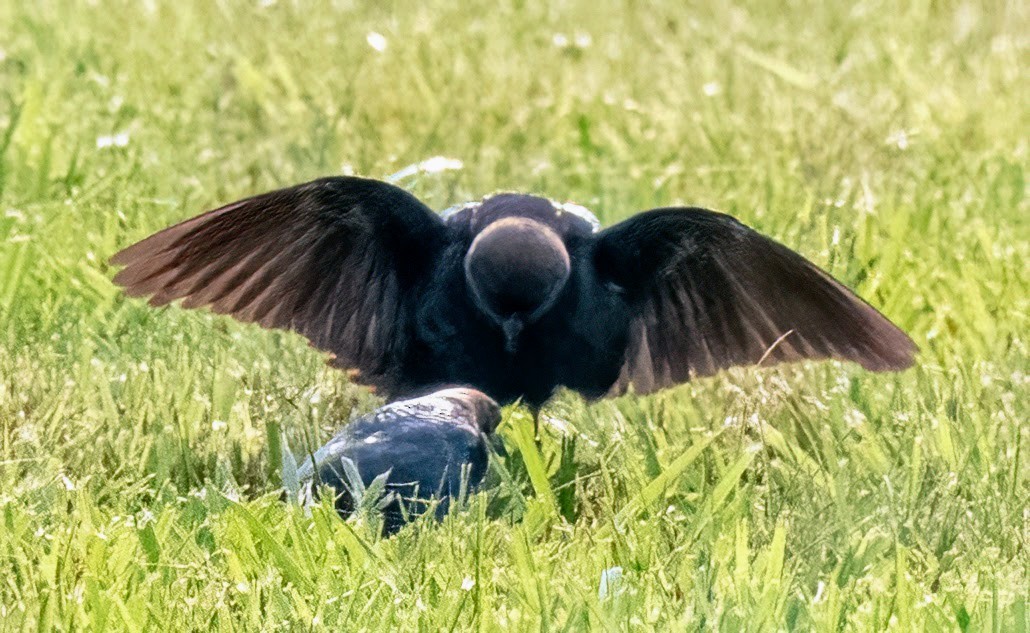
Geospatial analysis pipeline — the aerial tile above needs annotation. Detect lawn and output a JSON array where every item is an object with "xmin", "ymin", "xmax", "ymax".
[{"xmin": 0, "ymin": 0, "xmax": 1026, "ymax": 630}]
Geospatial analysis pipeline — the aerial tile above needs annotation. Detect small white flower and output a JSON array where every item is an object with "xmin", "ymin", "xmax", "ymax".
[
  {"xmin": 96, "ymin": 132, "xmax": 130, "ymax": 149},
  {"xmin": 366, "ymin": 32, "xmax": 388, "ymax": 52},
  {"xmin": 574, "ymin": 32, "xmax": 593, "ymax": 48},
  {"xmin": 212, "ymin": 419, "xmax": 228, "ymax": 431},
  {"xmin": 702, "ymin": 81, "xmax": 721, "ymax": 96},
  {"xmin": 886, "ymin": 129, "xmax": 910, "ymax": 150},
  {"xmin": 461, "ymin": 577, "xmax": 475, "ymax": 591},
  {"xmin": 552, "ymin": 33, "xmax": 570, "ymax": 48}
]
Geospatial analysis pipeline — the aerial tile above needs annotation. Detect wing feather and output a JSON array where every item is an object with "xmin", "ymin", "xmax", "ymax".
[
  {"xmin": 596, "ymin": 207, "xmax": 916, "ymax": 396},
  {"xmin": 111, "ymin": 176, "xmax": 447, "ymax": 395}
]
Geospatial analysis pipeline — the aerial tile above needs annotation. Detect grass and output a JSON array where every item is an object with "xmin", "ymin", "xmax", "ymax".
[{"xmin": 0, "ymin": 0, "xmax": 1026, "ymax": 629}]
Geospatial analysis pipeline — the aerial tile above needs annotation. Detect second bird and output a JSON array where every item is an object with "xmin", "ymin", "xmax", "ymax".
[
  {"xmin": 297, "ymin": 387, "xmax": 500, "ymax": 534},
  {"xmin": 112, "ymin": 176, "xmax": 917, "ymax": 408}
]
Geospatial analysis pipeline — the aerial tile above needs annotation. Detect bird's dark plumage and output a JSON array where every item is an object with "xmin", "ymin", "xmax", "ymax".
[
  {"xmin": 593, "ymin": 208, "xmax": 917, "ymax": 394},
  {"xmin": 296, "ymin": 388, "xmax": 500, "ymax": 533},
  {"xmin": 111, "ymin": 177, "xmax": 448, "ymax": 394},
  {"xmin": 112, "ymin": 176, "xmax": 917, "ymax": 407}
]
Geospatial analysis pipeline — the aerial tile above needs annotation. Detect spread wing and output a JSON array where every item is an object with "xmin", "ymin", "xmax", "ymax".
[
  {"xmin": 593, "ymin": 207, "xmax": 917, "ymax": 395},
  {"xmin": 111, "ymin": 176, "xmax": 448, "ymax": 394}
]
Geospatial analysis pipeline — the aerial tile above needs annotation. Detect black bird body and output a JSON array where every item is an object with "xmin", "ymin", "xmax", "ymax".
[
  {"xmin": 112, "ymin": 176, "xmax": 917, "ymax": 408},
  {"xmin": 296, "ymin": 388, "xmax": 500, "ymax": 533},
  {"xmin": 406, "ymin": 196, "xmax": 632, "ymax": 406}
]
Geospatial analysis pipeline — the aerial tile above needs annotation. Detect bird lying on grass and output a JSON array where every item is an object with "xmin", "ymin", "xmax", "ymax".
[
  {"xmin": 111, "ymin": 176, "xmax": 916, "ymax": 411},
  {"xmin": 296, "ymin": 387, "xmax": 501, "ymax": 534}
]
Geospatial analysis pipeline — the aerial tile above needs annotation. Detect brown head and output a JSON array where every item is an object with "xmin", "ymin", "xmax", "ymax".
[
  {"xmin": 464, "ymin": 217, "xmax": 571, "ymax": 352},
  {"xmin": 432, "ymin": 387, "xmax": 503, "ymax": 434}
]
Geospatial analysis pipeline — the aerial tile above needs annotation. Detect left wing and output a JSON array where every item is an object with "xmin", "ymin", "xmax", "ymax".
[
  {"xmin": 111, "ymin": 176, "xmax": 448, "ymax": 394},
  {"xmin": 592, "ymin": 207, "xmax": 917, "ymax": 395}
]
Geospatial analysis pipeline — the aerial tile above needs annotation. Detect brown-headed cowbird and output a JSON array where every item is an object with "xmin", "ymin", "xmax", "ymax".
[{"xmin": 112, "ymin": 176, "xmax": 916, "ymax": 408}]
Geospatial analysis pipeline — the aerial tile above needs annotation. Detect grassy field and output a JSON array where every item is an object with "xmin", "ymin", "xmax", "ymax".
[{"xmin": 0, "ymin": 0, "xmax": 1027, "ymax": 630}]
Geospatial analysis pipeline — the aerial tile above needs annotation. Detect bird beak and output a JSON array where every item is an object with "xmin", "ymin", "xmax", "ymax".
[{"xmin": 501, "ymin": 316, "xmax": 524, "ymax": 353}]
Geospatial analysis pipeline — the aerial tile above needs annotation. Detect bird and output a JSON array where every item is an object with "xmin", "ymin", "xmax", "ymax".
[
  {"xmin": 111, "ymin": 175, "xmax": 917, "ymax": 410},
  {"xmin": 296, "ymin": 387, "xmax": 501, "ymax": 534}
]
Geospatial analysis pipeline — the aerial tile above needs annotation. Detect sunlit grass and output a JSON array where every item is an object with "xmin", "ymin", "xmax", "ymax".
[{"xmin": 0, "ymin": 0, "xmax": 1026, "ymax": 630}]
